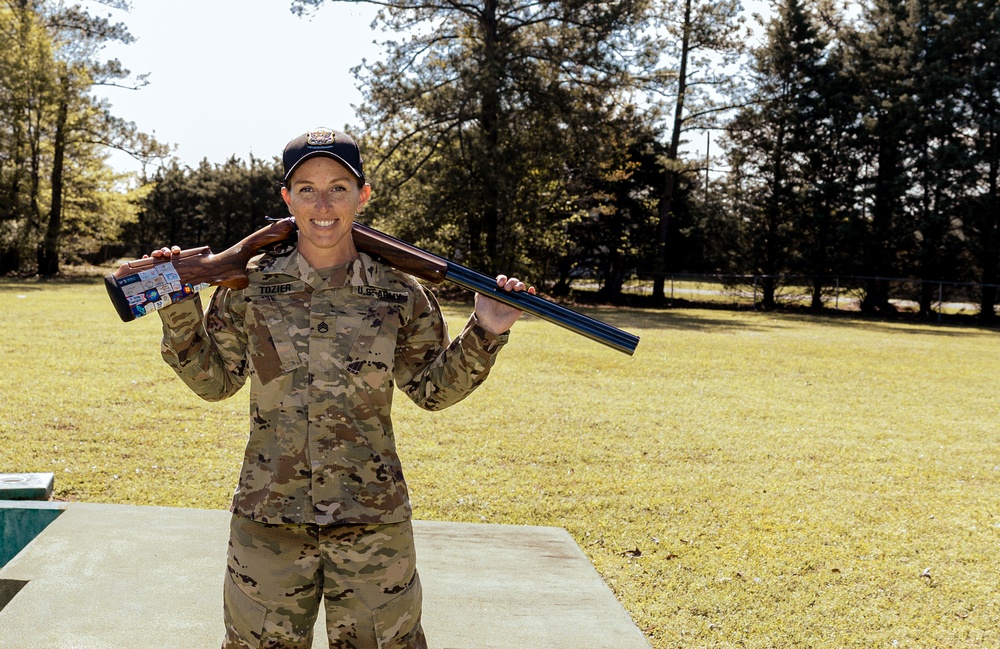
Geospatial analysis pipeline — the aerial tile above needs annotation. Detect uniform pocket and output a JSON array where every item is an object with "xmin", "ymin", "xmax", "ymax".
[
  {"xmin": 373, "ymin": 571, "xmax": 425, "ymax": 649},
  {"xmin": 247, "ymin": 298, "xmax": 303, "ymax": 385},
  {"xmin": 338, "ymin": 305, "xmax": 399, "ymax": 408},
  {"xmin": 345, "ymin": 304, "xmax": 388, "ymax": 373},
  {"xmin": 223, "ymin": 569, "xmax": 267, "ymax": 649}
]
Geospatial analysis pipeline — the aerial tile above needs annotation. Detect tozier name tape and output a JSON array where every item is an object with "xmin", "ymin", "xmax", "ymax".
[{"xmin": 113, "ymin": 261, "xmax": 210, "ymax": 319}]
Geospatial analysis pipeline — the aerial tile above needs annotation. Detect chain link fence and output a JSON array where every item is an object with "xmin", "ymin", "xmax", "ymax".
[{"xmin": 603, "ymin": 274, "xmax": 1000, "ymax": 320}]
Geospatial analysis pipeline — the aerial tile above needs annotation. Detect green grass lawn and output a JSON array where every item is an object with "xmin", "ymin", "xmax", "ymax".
[{"xmin": 3, "ymin": 277, "xmax": 1000, "ymax": 647}]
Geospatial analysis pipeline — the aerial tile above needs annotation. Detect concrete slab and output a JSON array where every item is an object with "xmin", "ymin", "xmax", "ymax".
[
  {"xmin": 0, "ymin": 502, "xmax": 650, "ymax": 649},
  {"xmin": 0, "ymin": 473, "xmax": 54, "ymax": 500}
]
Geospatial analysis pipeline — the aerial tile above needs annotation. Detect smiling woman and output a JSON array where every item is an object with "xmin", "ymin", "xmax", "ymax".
[
  {"xmin": 144, "ymin": 127, "xmax": 535, "ymax": 648},
  {"xmin": 279, "ymin": 129, "xmax": 371, "ymax": 269}
]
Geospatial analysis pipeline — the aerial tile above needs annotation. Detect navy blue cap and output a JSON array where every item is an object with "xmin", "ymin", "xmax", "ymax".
[{"xmin": 282, "ymin": 128, "xmax": 365, "ymax": 184}]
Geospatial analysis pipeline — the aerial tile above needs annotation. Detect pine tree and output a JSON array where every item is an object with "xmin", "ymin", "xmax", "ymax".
[
  {"xmin": 290, "ymin": 0, "xmax": 648, "ymax": 277},
  {"xmin": 642, "ymin": 0, "xmax": 747, "ymax": 303},
  {"xmin": 954, "ymin": 0, "xmax": 1000, "ymax": 321},
  {"xmin": 724, "ymin": 0, "xmax": 832, "ymax": 308},
  {"xmin": 840, "ymin": 0, "xmax": 920, "ymax": 314}
]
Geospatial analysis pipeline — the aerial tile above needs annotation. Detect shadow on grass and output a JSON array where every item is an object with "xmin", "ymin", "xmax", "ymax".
[
  {"xmin": 765, "ymin": 309, "xmax": 1000, "ymax": 338},
  {"xmin": 563, "ymin": 289, "xmax": 1000, "ymax": 337},
  {"xmin": 0, "ymin": 275, "xmax": 104, "ymax": 292},
  {"xmin": 7, "ymin": 275, "xmax": 996, "ymax": 339},
  {"xmin": 490, "ymin": 293, "xmax": 1000, "ymax": 338}
]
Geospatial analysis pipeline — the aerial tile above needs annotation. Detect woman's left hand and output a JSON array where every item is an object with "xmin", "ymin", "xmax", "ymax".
[{"xmin": 475, "ymin": 274, "xmax": 536, "ymax": 335}]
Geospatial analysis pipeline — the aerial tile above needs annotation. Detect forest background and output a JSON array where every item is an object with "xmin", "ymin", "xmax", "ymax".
[{"xmin": 2, "ymin": 0, "xmax": 999, "ymax": 321}]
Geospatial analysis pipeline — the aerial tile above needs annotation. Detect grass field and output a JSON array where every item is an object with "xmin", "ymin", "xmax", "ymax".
[{"xmin": 3, "ymin": 276, "xmax": 1000, "ymax": 647}]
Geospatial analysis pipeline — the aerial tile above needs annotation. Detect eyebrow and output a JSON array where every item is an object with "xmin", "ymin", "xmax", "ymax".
[{"xmin": 292, "ymin": 174, "xmax": 353, "ymax": 188}]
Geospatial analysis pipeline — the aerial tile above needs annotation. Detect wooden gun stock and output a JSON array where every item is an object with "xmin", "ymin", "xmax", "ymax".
[
  {"xmin": 105, "ymin": 218, "xmax": 639, "ymax": 355},
  {"xmin": 104, "ymin": 217, "xmax": 299, "ymax": 322},
  {"xmin": 350, "ymin": 223, "xmax": 448, "ymax": 283}
]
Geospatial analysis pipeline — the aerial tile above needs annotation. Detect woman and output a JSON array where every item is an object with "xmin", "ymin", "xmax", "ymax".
[{"xmin": 152, "ymin": 128, "xmax": 533, "ymax": 648}]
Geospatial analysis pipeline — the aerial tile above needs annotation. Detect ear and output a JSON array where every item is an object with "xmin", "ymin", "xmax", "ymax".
[
  {"xmin": 280, "ymin": 185, "xmax": 292, "ymax": 212},
  {"xmin": 357, "ymin": 183, "xmax": 372, "ymax": 210}
]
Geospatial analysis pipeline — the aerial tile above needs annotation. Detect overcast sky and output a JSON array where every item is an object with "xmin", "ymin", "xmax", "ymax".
[{"xmin": 91, "ymin": 0, "xmax": 382, "ymax": 173}]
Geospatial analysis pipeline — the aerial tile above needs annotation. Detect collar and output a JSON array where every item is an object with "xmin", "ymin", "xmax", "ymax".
[{"xmin": 256, "ymin": 249, "xmax": 388, "ymax": 291}]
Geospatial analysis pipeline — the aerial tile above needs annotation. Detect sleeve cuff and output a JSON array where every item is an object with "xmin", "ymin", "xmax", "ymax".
[{"xmin": 465, "ymin": 313, "xmax": 510, "ymax": 354}]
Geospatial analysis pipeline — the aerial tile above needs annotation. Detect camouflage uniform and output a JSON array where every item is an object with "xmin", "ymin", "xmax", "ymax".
[{"xmin": 159, "ymin": 248, "xmax": 508, "ymax": 648}]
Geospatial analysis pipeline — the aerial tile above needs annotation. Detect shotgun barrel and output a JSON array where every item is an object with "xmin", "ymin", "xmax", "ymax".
[{"xmin": 352, "ymin": 223, "xmax": 640, "ymax": 355}]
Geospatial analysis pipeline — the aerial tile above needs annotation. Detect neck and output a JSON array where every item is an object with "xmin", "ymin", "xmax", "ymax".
[{"xmin": 297, "ymin": 238, "xmax": 359, "ymax": 270}]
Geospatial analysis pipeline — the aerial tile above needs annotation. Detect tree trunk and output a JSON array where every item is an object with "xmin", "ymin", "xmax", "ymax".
[
  {"xmin": 653, "ymin": 0, "xmax": 692, "ymax": 305},
  {"xmin": 477, "ymin": 0, "xmax": 501, "ymax": 272},
  {"xmin": 862, "ymin": 130, "xmax": 899, "ymax": 314},
  {"xmin": 761, "ymin": 275, "xmax": 776, "ymax": 309},
  {"xmin": 979, "ymin": 137, "xmax": 999, "ymax": 324},
  {"xmin": 981, "ymin": 283, "xmax": 998, "ymax": 323},
  {"xmin": 918, "ymin": 281, "xmax": 935, "ymax": 319},
  {"xmin": 810, "ymin": 278, "xmax": 824, "ymax": 311},
  {"xmin": 760, "ymin": 101, "xmax": 788, "ymax": 311},
  {"xmin": 38, "ymin": 75, "xmax": 69, "ymax": 276}
]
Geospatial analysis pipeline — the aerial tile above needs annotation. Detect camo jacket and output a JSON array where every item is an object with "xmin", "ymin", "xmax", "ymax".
[{"xmin": 158, "ymin": 249, "xmax": 508, "ymax": 526}]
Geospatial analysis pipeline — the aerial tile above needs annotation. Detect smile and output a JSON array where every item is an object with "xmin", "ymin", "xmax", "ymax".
[{"xmin": 312, "ymin": 219, "xmax": 337, "ymax": 227}]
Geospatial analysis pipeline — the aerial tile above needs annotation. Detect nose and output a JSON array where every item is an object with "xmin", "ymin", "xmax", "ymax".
[{"xmin": 314, "ymin": 192, "xmax": 333, "ymax": 209}]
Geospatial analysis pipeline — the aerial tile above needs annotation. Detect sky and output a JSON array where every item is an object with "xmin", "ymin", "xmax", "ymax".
[
  {"xmin": 90, "ymin": 0, "xmax": 772, "ymax": 176},
  {"xmin": 90, "ymin": 0, "xmax": 383, "ymax": 174}
]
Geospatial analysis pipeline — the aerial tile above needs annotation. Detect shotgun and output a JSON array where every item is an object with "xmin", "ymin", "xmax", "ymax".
[{"xmin": 104, "ymin": 218, "xmax": 640, "ymax": 355}]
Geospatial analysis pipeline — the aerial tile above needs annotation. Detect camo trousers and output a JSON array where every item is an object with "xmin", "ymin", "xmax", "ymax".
[{"xmin": 222, "ymin": 514, "xmax": 427, "ymax": 649}]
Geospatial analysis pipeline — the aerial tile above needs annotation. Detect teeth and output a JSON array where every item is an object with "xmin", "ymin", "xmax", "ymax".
[{"xmin": 313, "ymin": 220, "xmax": 336, "ymax": 227}]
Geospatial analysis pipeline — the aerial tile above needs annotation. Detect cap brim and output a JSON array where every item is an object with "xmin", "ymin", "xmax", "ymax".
[{"xmin": 283, "ymin": 151, "xmax": 364, "ymax": 183}]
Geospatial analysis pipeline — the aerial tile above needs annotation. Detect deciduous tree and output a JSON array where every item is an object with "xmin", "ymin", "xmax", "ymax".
[{"xmin": 0, "ymin": 0, "xmax": 165, "ymax": 275}]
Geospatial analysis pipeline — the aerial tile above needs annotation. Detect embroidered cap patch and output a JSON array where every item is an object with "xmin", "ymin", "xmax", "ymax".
[{"xmin": 306, "ymin": 129, "xmax": 335, "ymax": 147}]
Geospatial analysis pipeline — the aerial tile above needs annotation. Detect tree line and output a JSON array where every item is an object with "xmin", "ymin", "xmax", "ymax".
[
  {"xmin": 3, "ymin": 0, "xmax": 999, "ymax": 321},
  {"xmin": 727, "ymin": 0, "xmax": 1000, "ymax": 320},
  {"xmin": 0, "ymin": 0, "xmax": 165, "ymax": 275}
]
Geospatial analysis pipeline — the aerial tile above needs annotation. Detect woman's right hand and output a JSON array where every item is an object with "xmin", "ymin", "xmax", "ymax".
[{"xmin": 143, "ymin": 245, "xmax": 182, "ymax": 260}]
